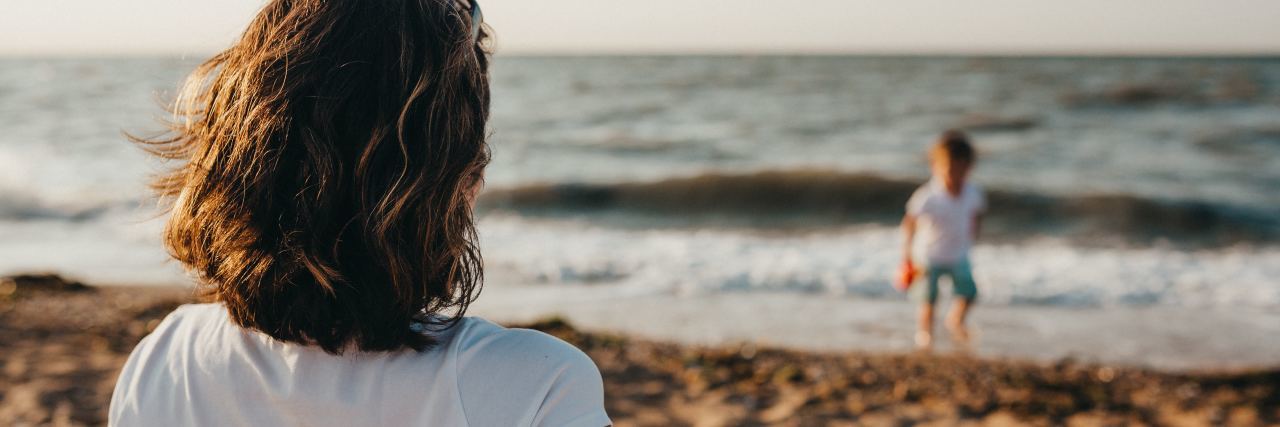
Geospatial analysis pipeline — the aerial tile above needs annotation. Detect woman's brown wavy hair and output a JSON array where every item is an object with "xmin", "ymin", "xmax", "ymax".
[{"xmin": 137, "ymin": 0, "xmax": 492, "ymax": 353}]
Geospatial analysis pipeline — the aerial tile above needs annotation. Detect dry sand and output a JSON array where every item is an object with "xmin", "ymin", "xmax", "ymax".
[{"xmin": 1, "ymin": 275, "xmax": 1276, "ymax": 426}]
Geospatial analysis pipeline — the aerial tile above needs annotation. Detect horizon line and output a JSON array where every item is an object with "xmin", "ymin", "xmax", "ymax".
[{"xmin": 3, "ymin": 49, "xmax": 1279, "ymax": 60}]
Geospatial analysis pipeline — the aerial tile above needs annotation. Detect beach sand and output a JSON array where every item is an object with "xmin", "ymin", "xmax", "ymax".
[{"xmin": 1, "ymin": 275, "xmax": 1276, "ymax": 426}]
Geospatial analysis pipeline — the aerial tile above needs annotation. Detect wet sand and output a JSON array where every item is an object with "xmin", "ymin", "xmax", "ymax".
[
  {"xmin": 470, "ymin": 283, "xmax": 1280, "ymax": 371},
  {"xmin": 1, "ymin": 276, "xmax": 1276, "ymax": 426}
]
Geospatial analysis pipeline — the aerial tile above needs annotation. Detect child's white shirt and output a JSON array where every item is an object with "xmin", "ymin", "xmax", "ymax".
[{"xmin": 907, "ymin": 179, "xmax": 986, "ymax": 265}]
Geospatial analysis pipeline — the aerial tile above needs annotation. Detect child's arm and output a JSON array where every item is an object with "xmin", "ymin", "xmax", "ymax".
[{"xmin": 901, "ymin": 214, "xmax": 917, "ymax": 263}]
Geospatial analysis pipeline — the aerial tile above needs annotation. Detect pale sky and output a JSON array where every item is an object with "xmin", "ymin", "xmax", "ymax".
[{"xmin": 3, "ymin": 0, "xmax": 1279, "ymax": 56}]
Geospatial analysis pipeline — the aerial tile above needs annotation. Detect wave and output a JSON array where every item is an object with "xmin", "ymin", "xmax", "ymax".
[
  {"xmin": 1058, "ymin": 77, "xmax": 1264, "ymax": 108},
  {"xmin": 951, "ymin": 113, "xmax": 1039, "ymax": 132},
  {"xmin": 0, "ymin": 192, "xmax": 122, "ymax": 222},
  {"xmin": 477, "ymin": 216, "xmax": 1280, "ymax": 310},
  {"xmin": 478, "ymin": 170, "xmax": 1280, "ymax": 246}
]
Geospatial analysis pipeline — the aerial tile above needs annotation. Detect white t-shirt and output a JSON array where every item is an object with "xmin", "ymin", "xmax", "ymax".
[
  {"xmin": 906, "ymin": 179, "xmax": 986, "ymax": 265},
  {"xmin": 109, "ymin": 304, "xmax": 612, "ymax": 427}
]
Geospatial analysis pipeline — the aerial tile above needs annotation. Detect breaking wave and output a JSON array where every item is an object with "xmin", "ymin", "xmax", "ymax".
[{"xmin": 479, "ymin": 170, "xmax": 1280, "ymax": 246}]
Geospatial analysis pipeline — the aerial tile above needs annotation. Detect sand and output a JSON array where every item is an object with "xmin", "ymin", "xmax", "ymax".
[{"xmin": 1, "ymin": 275, "xmax": 1276, "ymax": 426}]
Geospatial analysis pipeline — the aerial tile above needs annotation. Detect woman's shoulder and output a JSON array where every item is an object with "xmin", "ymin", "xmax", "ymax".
[
  {"xmin": 145, "ymin": 307, "xmax": 600, "ymax": 379},
  {"xmin": 451, "ymin": 317, "xmax": 598, "ymax": 373},
  {"xmin": 166, "ymin": 302, "xmax": 227, "ymax": 319},
  {"xmin": 120, "ymin": 303, "xmax": 236, "ymax": 365},
  {"xmin": 143, "ymin": 303, "xmax": 227, "ymax": 336},
  {"xmin": 451, "ymin": 317, "xmax": 609, "ymax": 425}
]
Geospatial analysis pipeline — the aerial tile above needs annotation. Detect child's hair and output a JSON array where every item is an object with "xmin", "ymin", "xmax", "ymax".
[
  {"xmin": 930, "ymin": 129, "xmax": 976, "ymax": 164},
  {"xmin": 135, "ymin": 0, "xmax": 492, "ymax": 354}
]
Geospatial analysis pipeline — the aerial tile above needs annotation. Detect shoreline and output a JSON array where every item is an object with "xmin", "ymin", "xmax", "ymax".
[
  {"xmin": 8, "ymin": 274, "xmax": 1279, "ymax": 372},
  {"xmin": 2, "ymin": 277, "xmax": 1277, "ymax": 425},
  {"xmin": 472, "ymin": 282, "xmax": 1280, "ymax": 373}
]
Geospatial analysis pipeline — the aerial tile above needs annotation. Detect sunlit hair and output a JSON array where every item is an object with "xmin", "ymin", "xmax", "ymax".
[
  {"xmin": 135, "ymin": 0, "xmax": 492, "ymax": 353},
  {"xmin": 930, "ymin": 129, "xmax": 976, "ymax": 164}
]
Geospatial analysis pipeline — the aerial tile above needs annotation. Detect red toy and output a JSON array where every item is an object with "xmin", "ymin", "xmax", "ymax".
[{"xmin": 895, "ymin": 259, "xmax": 919, "ymax": 292}]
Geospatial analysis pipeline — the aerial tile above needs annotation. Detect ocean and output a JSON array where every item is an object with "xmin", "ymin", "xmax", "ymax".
[{"xmin": 2, "ymin": 55, "xmax": 1279, "ymax": 314}]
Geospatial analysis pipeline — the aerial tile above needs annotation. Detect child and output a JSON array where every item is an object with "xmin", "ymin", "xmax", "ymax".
[{"xmin": 901, "ymin": 130, "xmax": 985, "ymax": 349}]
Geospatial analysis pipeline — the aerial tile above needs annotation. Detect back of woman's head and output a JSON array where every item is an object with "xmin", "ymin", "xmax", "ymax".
[{"xmin": 141, "ymin": 0, "xmax": 492, "ymax": 353}]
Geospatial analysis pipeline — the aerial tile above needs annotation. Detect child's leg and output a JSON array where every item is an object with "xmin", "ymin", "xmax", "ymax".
[
  {"xmin": 910, "ymin": 266, "xmax": 942, "ymax": 348},
  {"xmin": 946, "ymin": 259, "xmax": 979, "ymax": 341},
  {"xmin": 945, "ymin": 298, "xmax": 972, "ymax": 341},
  {"xmin": 916, "ymin": 302, "xmax": 935, "ymax": 348}
]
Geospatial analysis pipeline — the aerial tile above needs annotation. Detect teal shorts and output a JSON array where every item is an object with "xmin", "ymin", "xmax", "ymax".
[{"xmin": 910, "ymin": 259, "xmax": 978, "ymax": 304}]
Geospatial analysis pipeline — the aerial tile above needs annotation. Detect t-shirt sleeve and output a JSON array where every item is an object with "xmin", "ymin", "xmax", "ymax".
[
  {"xmin": 457, "ymin": 327, "xmax": 611, "ymax": 427},
  {"xmin": 906, "ymin": 187, "xmax": 928, "ymax": 216}
]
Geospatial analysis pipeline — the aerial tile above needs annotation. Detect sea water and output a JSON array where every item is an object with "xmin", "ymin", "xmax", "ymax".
[{"xmin": 2, "ymin": 55, "xmax": 1279, "ymax": 312}]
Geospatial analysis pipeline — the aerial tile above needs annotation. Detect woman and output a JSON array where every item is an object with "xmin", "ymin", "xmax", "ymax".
[{"xmin": 109, "ymin": 0, "xmax": 611, "ymax": 425}]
